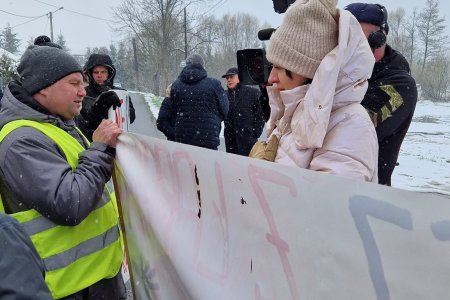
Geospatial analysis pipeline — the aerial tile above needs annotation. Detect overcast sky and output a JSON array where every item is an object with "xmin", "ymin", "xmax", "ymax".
[{"xmin": 1, "ymin": 0, "xmax": 450, "ymax": 55}]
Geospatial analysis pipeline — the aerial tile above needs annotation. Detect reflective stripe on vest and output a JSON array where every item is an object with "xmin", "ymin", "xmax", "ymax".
[{"xmin": 0, "ymin": 120, "xmax": 123, "ymax": 299}]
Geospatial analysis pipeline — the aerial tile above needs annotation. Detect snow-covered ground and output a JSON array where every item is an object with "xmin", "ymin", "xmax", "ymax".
[
  {"xmin": 140, "ymin": 92, "xmax": 160, "ymax": 118},
  {"xmin": 392, "ymin": 100, "xmax": 450, "ymax": 195},
  {"xmin": 139, "ymin": 92, "xmax": 450, "ymax": 196}
]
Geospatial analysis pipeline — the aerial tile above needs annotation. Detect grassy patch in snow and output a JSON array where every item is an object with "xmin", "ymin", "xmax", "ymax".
[{"xmin": 152, "ymin": 96, "xmax": 163, "ymax": 108}]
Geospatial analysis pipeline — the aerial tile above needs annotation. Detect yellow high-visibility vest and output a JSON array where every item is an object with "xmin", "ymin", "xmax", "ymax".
[{"xmin": 0, "ymin": 120, "xmax": 123, "ymax": 299}]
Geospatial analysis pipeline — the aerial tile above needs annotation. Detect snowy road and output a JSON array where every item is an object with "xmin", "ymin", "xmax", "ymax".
[{"xmin": 128, "ymin": 93, "xmax": 165, "ymax": 139}]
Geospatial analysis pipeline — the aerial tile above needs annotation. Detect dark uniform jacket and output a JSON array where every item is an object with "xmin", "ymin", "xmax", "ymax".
[
  {"xmin": 224, "ymin": 84, "xmax": 265, "ymax": 156},
  {"xmin": 171, "ymin": 63, "xmax": 228, "ymax": 150},
  {"xmin": 363, "ymin": 45, "xmax": 418, "ymax": 185}
]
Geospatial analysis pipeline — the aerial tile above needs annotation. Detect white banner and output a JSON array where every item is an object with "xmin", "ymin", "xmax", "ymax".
[
  {"xmin": 115, "ymin": 133, "xmax": 450, "ymax": 300},
  {"xmin": 108, "ymin": 89, "xmax": 130, "ymax": 131}
]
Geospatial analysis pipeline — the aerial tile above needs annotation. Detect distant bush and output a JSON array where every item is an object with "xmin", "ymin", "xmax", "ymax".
[{"xmin": 152, "ymin": 96, "xmax": 163, "ymax": 108}]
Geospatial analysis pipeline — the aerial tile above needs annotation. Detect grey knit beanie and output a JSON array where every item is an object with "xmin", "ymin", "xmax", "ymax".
[
  {"xmin": 185, "ymin": 53, "xmax": 205, "ymax": 67},
  {"xmin": 33, "ymin": 35, "xmax": 63, "ymax": 49},
  {"xmin": 17, "ymin": 45, "xmax": 82, "ymax": 95},
  {"xmin": 267, "ymin": 0, "xmax": 339, "ymax": 79}
]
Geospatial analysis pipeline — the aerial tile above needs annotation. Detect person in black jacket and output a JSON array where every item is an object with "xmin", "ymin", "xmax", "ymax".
[
  {"xmin": 222, "ymin": 67, "xmax": 265, "ymax": 156},
  {"xmin": 345, "ymin": 3, "xmax": 418, "ymax": 186},
  {"xmin": 157, "ymin": 84, "xmax": 176, "ymax": 141},
  {"xmin": 79, "ymin": 53, "xmax": 136, "ymax": 140},
  {"xmin": 0, "ymin": 213, "xmax": 52, "ymax": 299},
  {"xmin": 171, "ymin": 54, "xmax": 228, "ymax": 150}
]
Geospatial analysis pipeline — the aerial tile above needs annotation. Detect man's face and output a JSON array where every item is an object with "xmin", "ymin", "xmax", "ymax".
[
  {"xmin": 39, "ymin": 73, "xmax": 86, "ymax": 121},
  {"xmin": 225, "ymin": 74, "xmax": 239, "ymax": 90},
  {"xmin": 359, "ymin": 22, "xmax": 386, "ymax": 62},
  {"xmin": 92, "ymin": 65, "xmax": 109, "ymax": 85},
  {"xmin": 359, "ymin": 22, "xmax": 380, "ymax": 39},
  {"xmin": 268, "ymin": 65, "xmax": 307, "ymax": 91}
]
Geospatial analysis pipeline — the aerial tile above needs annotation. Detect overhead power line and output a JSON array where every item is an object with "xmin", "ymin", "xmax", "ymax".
[
  {"xmin": 32, "ymin": 0, "xmax": 113, "ymax": 22},
  {"xmin": 208, "ymin": 0, "xmax": 228, "ymax": 15},
  {"xmin": 31, "ymin": 0, "xmax": 59, "ymax": 9},
  {"xmin": 0, "ymin": 9, "xmax": 42, "ymax": 19},
  {"xmin": 189, "ymin": 0, "xmax": 228, "ymax": 32},
  {"xmin": 61, "ymin": 8, "xmax": 113, "ymax": 22},
  {"xmin": 11, "ymin": 14, "xmax": 47, "ymax": 29}
]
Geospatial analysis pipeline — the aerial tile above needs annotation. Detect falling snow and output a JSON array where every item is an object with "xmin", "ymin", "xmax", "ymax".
[{"xmin": 143, "ymin": 92, "xmax": 449, "ymax": 196}]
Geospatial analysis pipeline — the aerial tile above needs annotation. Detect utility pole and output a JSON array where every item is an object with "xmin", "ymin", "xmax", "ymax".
[
  {"xmin": 132, "ymin": 38, "xmax": 140, "ymax": 90},
  {"xmin": 49, "ymin": 12, "xmax": 54, "ymax": 41},
  {"xmin": 48, "ymin": 7, "xmax": 64, "ymax": 41},
  {"xmin": 184, "ymin": 7, "xmax": 188, "ymax": 59}
]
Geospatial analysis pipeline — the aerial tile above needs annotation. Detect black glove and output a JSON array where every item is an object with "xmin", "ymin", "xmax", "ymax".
[
  {"xmin": 100, "ymin": 83, "xmax": 111, "ymax": 93},
  {"xmin": 96, "ymin": 90, "xmax": 121, "ymax": 110},
  {"xmin": 87, "ymin": 90, "xmax": 121, "ymax": 131}
]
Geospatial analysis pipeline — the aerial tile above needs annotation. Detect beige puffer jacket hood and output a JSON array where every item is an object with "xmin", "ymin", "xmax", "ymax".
[{"xmin": 267, "ymin": 10, "xmax": 378, "ymax": 182}]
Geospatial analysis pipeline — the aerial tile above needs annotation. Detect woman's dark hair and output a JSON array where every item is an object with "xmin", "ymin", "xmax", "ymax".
[{"xmin": 285, "ymin": 69, "xmax": 313, "ymax": 85}]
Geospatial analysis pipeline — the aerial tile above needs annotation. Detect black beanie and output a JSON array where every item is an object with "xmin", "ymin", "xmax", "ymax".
[{"xmin": 17, "ymin": 45, "xmax": 82, "ymax": 95}]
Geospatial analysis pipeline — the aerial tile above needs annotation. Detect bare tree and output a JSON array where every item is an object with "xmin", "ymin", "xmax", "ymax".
[
  {"xmin": 216, "ymin": 13, "xmax": 260, "ymax": 59},
  {"xmin": 417, "ymin": 0, "xmax": 448, "ymax": 72},
  {"xmin": 114, "ymin": 0, "xmax": 214, "ymax": 95},
  {"xmin": 404, "ymin": 8, "xmax": 418, "ymax": 68},
  {"xmin": 388, "ymin": 8, "xmax": 407, "ymax": 53},
  {"xmin": 420, "ymin": 55, "xmax": 450, "ymax": 101},
  {"xmin": 189, "ymin": 15, "xmax": 220, "ymax": 73},
  {"xmin": 213, "ymin": 13, "xmax": 261, "ymax": 75}
]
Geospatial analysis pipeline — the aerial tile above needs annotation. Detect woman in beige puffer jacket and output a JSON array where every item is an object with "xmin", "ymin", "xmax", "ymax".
[{"xmin": 253, "ymin": 0, "xmax": 378, "ymax": 183}]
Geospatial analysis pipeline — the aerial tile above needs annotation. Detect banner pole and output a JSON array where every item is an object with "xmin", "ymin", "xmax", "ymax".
[{"xmin": 112, "ymin": 162, "xmax": 138, "ymax": 300}]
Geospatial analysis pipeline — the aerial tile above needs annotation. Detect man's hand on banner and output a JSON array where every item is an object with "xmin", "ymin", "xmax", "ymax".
[{"xmin": 87, "ymin": 91, "xmax": 121, "ymax": 130}]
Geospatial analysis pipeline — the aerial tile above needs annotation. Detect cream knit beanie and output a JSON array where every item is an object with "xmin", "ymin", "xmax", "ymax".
[{"xmin": 267, "ymin": 0, "xmax": 339, "ymax": 79}]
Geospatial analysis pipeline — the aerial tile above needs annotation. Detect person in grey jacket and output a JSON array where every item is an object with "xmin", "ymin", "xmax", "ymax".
[
  {"xmin": 0, "ymin": 45, "xmax": 125, "ymax": 299},
  {"xmin": 0, "ymin": 213, "xmax": 52, "ymax": 300}
]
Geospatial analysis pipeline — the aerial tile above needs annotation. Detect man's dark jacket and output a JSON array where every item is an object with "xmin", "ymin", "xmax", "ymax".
[
  {"xmin": 363, "ymin": 45, "xmax": 418, "ymax": 185},
  {"xmin": 0, "ymin": 213, "xmax": 52, "ymax": 299},
  {"xmin": 224, "ymin": 84, "xmax": 265, "ymax": 156},
  {"xmin": 77, "ymin": 53, "xmax": 136, "ymax": 140},
  {"xmin": 171, "ymin": 63, "xmax": 228, "ymax": 150}
]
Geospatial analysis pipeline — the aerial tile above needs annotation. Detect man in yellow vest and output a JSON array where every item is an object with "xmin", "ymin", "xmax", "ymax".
[{"xmin": 0, "ymin": 42, "xmax": 125, "ymax": 299}]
